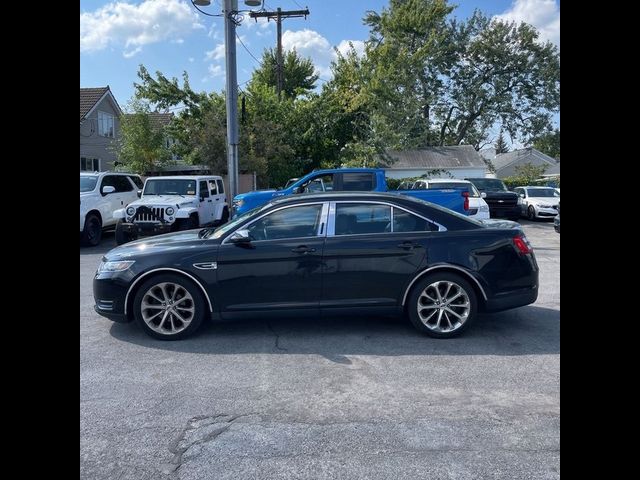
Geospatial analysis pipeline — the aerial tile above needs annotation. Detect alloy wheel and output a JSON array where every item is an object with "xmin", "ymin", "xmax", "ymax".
[
  {"xmin": 140, "ymin": 282, "xmax": 195, "ymax": 335},
  {"xmin": 417, "ymin": 280, "xmax": 471, "ymax": 333}
]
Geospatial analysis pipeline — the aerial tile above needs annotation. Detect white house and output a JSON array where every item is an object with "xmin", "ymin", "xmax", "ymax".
[
  {"xmin": 493, "ymin": 147, "xmax": 559, "ymax": 179},
  {"xmin": 380, "ymin": 145, "xmax": 488, "ymax": 180}
]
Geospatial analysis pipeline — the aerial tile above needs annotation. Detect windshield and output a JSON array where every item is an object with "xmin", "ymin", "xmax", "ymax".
[
  {"xmin": 467, "ymin": 178, "xmax": 507, "ymax": 192},
  {"xmin": 208, "ymin": 206, "xmax": 265, "ymax": 239},
  {"xmin": 527, "ymin": 188, "xmax": 558, "ymax": 198},
  {"xmin": 143, "ymin": 179, "xmax": 197, "ymax": 196},
  {"xmin": 427, "ymin": 182, "xmax": 480, "ymax": 198},
  {"xmin": 80, "ymin": 176, "xmax": 98, "ymax": 193}
]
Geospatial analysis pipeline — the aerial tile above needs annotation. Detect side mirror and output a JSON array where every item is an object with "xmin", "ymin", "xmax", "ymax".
[
  {"xmin": 295, "ymin": 186, "xmax": 305, "ymax": 194},
  {"xmin": 102, "ymin": 185, "xmax": 116, "ymax": 195},
  {"xmin": 480, "ymin": 192, "xmax": 487, "ymax": 198},
  {"xmin": 136, "ymin": 190, "xmax": 142, "ymax": 198},
  {"xmin": 228, "ymin": 229, "xmax": 251, "ymax": 244},
  {"xmin": 519, "ymin": 193, "xmax": 525, "ymax": 198}
]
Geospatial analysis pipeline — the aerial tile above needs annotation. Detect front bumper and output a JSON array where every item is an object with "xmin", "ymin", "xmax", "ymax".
[
  {"xmin": 535, "ymin": 207, "xmax": 559, "ymax": 218},
  {"xmin": 122, "ymin": 221, "xmax": 173, "ymax": 236},
  {"xmin": 487, "ymin": 204, "xmax": 520, "ymax": 219},
  {"xmin": 93, "ymin": 273, "xmax": 133, "ymax": 323}
]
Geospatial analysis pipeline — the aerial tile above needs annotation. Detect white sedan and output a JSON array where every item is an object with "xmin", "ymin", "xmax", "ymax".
[{"xmin": 513, "ymin": 186, "xmax": 560, "ymax": 220}]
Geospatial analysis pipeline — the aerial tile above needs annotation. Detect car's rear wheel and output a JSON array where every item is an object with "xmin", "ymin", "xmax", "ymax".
[
  {"xmin": 133, "ymin": 273, "xmax": 206, "ymax": 340},
  {"xmin": 115, "ymin": 219, "xmax": 137, "ymax": 245},
  {"xmin": 220, "ymin": 206, "xmax": 229, "ymax": 224},
  {"xmin": 407, "ymin": 272, "xmax": 478, "ymax": 338},
  {"xmin": 527, "ymin": 205, "xmax": 536, "ymax": 220},
  {"xmin": 81, "ymin": 213, "xmax": 102, "ymax": 246}
]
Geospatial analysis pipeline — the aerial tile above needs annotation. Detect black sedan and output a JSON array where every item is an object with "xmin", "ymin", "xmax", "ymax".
[{"xmin": 94, "ymin": 192, "xmax": 539, "ymax": 339}]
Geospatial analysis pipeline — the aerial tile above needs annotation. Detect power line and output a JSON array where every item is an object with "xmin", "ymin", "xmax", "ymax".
[
  {"xmin": 291, "ymin": 0, "xmax": 305, "ymax": 9},
  {"xmin": 236, "ymin": 32, "xmax": 262, "ymax": 65}
]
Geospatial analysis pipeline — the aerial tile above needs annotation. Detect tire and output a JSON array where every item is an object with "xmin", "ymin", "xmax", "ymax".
[
  {"xmin": 133, "ymin": 273, "xmax": 207, "ymax": 340},
  {"xmin": 176, "ymin": 214, "xmax": 198, "ymax": 231},
  {"xmin": 115, "ymin": 219, "xmax": 137, "ymax": 246},
  {"xmin": 527, "ymin": 205, "xmax": 536, "ymax": 220},
  {"xmin": 220, "ymin": 207, "xmax": 229, "ymax": 225},
  {"xmin": 407, "ymin": 272, "xmax": 478, "ymax": 338},
  {"xmin": 80, "ymin": 213, "xmax": 102, "ymax": 246}
]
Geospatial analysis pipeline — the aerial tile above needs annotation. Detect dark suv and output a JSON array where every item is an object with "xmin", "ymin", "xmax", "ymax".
[{"xmin": 465, "ymin": 177, "xmax": 520, "ymax": 221}]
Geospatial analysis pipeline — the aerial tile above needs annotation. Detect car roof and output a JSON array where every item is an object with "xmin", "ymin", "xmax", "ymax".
[
  {"xmin": 144, "ymin": 175, "xmax": 221, "ymax": 180},
  {"xmin": 267, "ymin": 191, "xmax": 440, "ymax": 208},
  {"xmin": 419, "ymin": 178, "xmax": 471, "ymax": 184},
  {"xmin": 80, "ymin": 171, "xmax": 139, "ymax": 177}
]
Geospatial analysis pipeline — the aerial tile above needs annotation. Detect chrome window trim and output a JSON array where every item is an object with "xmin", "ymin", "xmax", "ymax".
[
  {"xmin": 401, "ymin": 265, "xmax": 488, "ymax": 304},
  {"xmin": 124, "ymin": 268, "xmax": 214, "ymax": 314},
  {"xmin": 328, "ymin": 200, "xmax": 447, "ymax": 236},
  {"xmin": 220, "ymin": 202, "xmax": 328, "ymax": 245}
]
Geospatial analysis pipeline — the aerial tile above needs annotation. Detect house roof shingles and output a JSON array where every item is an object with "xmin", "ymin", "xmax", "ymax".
[
  {"xmin": 493, "ymin": 147, "xmax": 558, "ymax": 171},
  {"xmin": 382, "ymin": 145, "xmax": 486, "ymax": 169},
  {"xmin": 80, "ymin": 87, "xmax": 109, "ymax": 120}
]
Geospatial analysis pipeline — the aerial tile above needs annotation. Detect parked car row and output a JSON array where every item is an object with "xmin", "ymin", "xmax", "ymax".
[{"xmin": 80, "ymin": 172, "xmax": 229, "ymax": 246}]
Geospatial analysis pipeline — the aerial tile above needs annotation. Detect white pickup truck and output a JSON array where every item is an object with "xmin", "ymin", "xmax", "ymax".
[
  {"xmin": 113, "ymin": 175, "xmax": 229, "ymax": 245},
  {"xmin": 80, "ymin": 172, "xmax": 143, "ymax": 246}
]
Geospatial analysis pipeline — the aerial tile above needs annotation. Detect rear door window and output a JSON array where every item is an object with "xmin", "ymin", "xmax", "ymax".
[
  {"xmin": 341, "ymin": 173, "xmax": 375, "ymax": 191},
  {"xmin": 335, "ymin": 203, "xmax": 391, "ymax": 235}
]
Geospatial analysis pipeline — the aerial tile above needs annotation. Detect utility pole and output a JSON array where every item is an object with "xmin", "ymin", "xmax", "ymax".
[
  {"xmin": 249, "ymin": 7, "xmax": 310, "ymax": 101},
  {"xmin": 223, "ymin": 0, "xmax": 239, "ymax": 200}
]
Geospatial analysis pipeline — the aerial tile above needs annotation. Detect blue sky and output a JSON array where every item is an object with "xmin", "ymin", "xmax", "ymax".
[{"xmin": 80, "ymin": 0, "xmax": 559, "ymax": 110}]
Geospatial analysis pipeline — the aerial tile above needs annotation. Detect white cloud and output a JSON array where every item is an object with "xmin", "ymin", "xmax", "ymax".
[
  {"xmin": 336, "ymin": 40, "xmax": 366, "ymax": 58},
  {"xmin": 282, "ymin": 29, "xmax": 366, "ymax": 80},
  {"xmin": 244, "ymin": 16, "xmax": 273, "ymax": 30},
  {"xmin": 206, "ymin": 43, "xmax": 226, "ymax": 61},
  {"xmin": 80, "ymin": 0, "xmax": 204, "ymax": 55},
  {"xmin": 208, "ymin": 64, "xmax": 224, "ymax": 78},
  {"xmin": 188, "ymin": 57, "xmax": 195, "ymax": 63},
  {"xmin": 495, "ymin": 0, "xmax": 560, "ymax": 46}
]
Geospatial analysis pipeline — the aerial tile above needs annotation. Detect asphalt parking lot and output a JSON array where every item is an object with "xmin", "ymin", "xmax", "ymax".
[{"xmin": 80, "ymin": 219, "xmax": 559, "ymax": 480}]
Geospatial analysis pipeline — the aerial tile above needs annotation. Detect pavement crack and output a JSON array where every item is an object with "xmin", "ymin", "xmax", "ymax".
[
  {"xmin": 266, "ymin": 322, "xmax": 287, "ymax": 352},
  {"xmin": 163, "ymin": 413, "xmax": 257, "ymax": 476}
]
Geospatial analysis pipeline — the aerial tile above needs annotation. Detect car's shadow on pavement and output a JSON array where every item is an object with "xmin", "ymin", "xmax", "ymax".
[
  {"xmin": 80, "ymin": 232, "xmax": 117, "ymax": 255},
  {"xmin": 109, "ymin": 305, "xmax": 559, "ymax": 361}
]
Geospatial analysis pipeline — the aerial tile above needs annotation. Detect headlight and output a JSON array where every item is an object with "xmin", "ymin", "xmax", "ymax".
[
  {"xmin": 166, "ymin": 207, "xmax": 175, "ymax": 216},
  {"xmin": 126, "ymin": 206, "xmax": 136, "ymax": 216},
  {"xmin": 97, "ymin": 260, "xmax": 135, "ymax": 273}
]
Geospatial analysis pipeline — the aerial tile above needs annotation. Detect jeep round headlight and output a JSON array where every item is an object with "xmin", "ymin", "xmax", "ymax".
[
  {"xmin": 126, "ymin": 206, "xmax": 136, "ymax": 216},
  {"xmin": 166, "ymin": 207, "xmax": 175, "ymax": 216}
]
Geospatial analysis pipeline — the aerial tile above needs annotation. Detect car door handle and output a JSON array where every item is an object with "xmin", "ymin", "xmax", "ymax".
[
  {"xmin": 291, "ymin": 245, "xmax": 316, "ymax": 254},
  {"xmin": 207, "ymin": 199, "xmax": 212, "ymax": 203},
  {"xmin": 397, "ymin": 241, "xmax": 422, "ymax": 250}
]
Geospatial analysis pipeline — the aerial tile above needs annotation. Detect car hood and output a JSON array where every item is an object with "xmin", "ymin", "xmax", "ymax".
[
  {"xmin": 104, "ymin": 229, "xmax": 215, "ymax": 260},
  {"xmin": 528, "ymin": 197, "xmax": 559, "ymax": 205},
  {"xmin": 235, "ymin": 189, "xmax": 278, "ymax": 201},
  {"xmin": 132, "ymin": 195, "xmax": 198, "ymax": 208}
]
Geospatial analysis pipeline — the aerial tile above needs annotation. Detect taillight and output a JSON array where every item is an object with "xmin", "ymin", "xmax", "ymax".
[
  {"xmin": 513, "ymin": 234, "xmax": 533, "ymax": 254},
  {"xmin": 462, "ymin": 191, "xmax": 469, "ymax": 211}
]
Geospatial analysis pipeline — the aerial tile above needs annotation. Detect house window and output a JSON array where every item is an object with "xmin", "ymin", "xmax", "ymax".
[
  {"xmin": 98, "ymin": 111, "xmax": 115, "ymax": 138},
  {"xmin": 80, "ymin": 157, "xmax": 100, "ymax": 171}
]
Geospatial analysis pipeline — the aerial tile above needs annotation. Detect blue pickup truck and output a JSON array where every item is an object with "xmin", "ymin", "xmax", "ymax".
[{"xmin": 232, "ymin": 168, "xmax": 470, "ymax": 216}]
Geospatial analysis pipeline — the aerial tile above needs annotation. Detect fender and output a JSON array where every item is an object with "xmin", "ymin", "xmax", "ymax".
[
  {"xmin": 175, "ymin": 207, "xmax": 199, "ymax": 219},
  {"xmin": 113, "ymin": 208, "xmax": 126, "ymax": 219}
]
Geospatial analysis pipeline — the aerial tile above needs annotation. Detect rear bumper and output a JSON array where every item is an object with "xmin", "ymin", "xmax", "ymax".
[{"xmin": 483, "ymin": 286, "xmax": 538, "ymax": 312}]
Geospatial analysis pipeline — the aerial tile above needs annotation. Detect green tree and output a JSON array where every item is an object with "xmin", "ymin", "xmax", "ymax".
[
  {"xmin": 113, "ymin": 98, "xmax": 171, "ymax": 174},
  {"xmin": 250, "ymin": 48, "xmax": 319, "ymax": 99},
  {"xmin": 494, "ymin": 129, "xmax": 509, "ymax": 154},
  {"xmin": 531, "ymin": 128, "xmax": 560, "ymax": 159},
  {"xmin": 502, "ymin": 162, "xmax": 548, "ymax": 188},
  {"xmin": 434, "ymin": 12, "xmax": 560, "ymax": 147}
]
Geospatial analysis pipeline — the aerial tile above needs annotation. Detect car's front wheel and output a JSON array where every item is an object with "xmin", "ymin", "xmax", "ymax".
[
  {"xmin": 133, "ymin": 273, "xmax": 206, "ymax": 340},
  {"xmin": 81, "ymin": 213, "xmax": 102, "ymax": 246},
  {"xmin": 527, "ymin": 205, "xmax": 537, "ymax": 220},
  {"xmin": 407, "ymin": 272, "xmax": 478, "ymax": 338}
]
